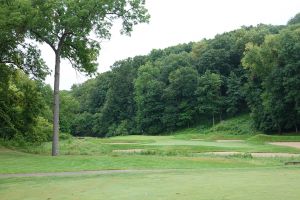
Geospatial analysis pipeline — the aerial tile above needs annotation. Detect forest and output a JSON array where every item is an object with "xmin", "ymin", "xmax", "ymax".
[{"xmin": 1, "ymin": 10, "xmax": 300, "ymax": 144}]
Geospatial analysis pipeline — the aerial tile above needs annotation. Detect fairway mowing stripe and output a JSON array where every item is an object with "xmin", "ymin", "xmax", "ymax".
[
  {"xmin": 0, "ymin": 169, "xmax": 176, "ymax": 178},
  {"xmin": 1, "ymin": 166, "xmax": 300, "ymax": 178}
]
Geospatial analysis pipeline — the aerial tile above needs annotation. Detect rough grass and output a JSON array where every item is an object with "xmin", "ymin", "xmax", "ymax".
[
  {"xmin": 173, "ymin": 114, "xmax": 259, "ymax": 140},
  {"xmin": 174, "ymin": 114, "xmax": 300, "ymax": 143}
]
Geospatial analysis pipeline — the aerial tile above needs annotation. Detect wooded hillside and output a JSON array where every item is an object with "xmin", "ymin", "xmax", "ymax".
[{"xmin": 1, "ymin": 13, "xmax": 299, "ymax": 143}]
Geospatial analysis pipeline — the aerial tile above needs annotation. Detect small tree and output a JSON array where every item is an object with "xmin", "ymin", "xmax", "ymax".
[{"xmin": 9, "ymin": 0, "xmax": 149, "ymax": 155}]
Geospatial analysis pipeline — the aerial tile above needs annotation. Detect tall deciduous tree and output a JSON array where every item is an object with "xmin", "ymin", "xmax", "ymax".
[
  {"xmin": 226, "ymin": 71, "xmax": 246, "ymax": 115},
  {"xmin": 9, "ymin": 0, "xmax": 149, "ymax": 155},
  {"xmin": 196, "ymin": 70, "xmax": 223, "ymax": 126},
  {"xmin": 242, "ymin": 24, "xmax": 300, "ymax": 133},
  {"xmin": 165, "ymin": 67, "xmax": 198, "ymax": 128},
  {"xmin": 135, "ymin": 63, "xmax": 165, "ymax": 134}
]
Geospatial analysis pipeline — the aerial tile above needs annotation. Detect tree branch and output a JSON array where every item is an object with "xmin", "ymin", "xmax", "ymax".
[
  {"xmin": 30, "ymin": 29, "xmax": 57, "ymax": 52},
  {"xmin": 0, "ymin": 60, "xmax": 26, "ymax": 72},
  {"xmin": 57, "ymin": 31, "xmax": 72, "ymax": 52},
  {"xmin": 0, "ymin": 60, "xmax": 18, "ymax": 66}
]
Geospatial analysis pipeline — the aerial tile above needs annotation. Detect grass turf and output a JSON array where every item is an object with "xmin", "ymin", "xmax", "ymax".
[
  {"xmin": 1, "ymin": 168, "xmax": 300, "ymax": 200},
  {"xmin": 1, "ymin": 115, "xmax": 300, "ymax": 199},
  {"xmin": 1, "ymin": 146, "xmax": 274, "ymax": 174}
]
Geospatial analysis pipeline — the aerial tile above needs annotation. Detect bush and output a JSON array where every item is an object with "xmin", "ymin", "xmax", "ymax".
[
  {"xmin": 28, "ymin": 117, "xmax": 52, "ymax": 144},
  {"xmin": 60, "ymin": 132, "xmax": 72, "ymax": 140}
]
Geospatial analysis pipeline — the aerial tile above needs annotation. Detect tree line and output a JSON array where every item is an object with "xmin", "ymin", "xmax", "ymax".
[
  {"xmin": 67, "ymin": 15, "xmax": 300, "ymax": 137},
  {"xmin": 1, "ymin": 12, "xmax": 299, "ymax": 143}
]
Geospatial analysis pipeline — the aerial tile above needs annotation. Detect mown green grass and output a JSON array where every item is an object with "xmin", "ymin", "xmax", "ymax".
[{"xmin": 1, "ymin": 168, "xmax": 300, "ymax": 200}]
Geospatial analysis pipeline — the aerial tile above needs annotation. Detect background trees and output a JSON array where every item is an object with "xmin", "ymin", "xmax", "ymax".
[
  {"xmin": 58, "ymin": 19, "xmax": 299, "ymax": 137},
  {"xmin": 1, "ymin": 9, "xmax": 300, "ymax": 143}
]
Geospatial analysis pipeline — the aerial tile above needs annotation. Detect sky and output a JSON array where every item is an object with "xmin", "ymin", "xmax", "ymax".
[{"xmin": 42, "ymin": 0, "xmax": 300, "ymax": 90}]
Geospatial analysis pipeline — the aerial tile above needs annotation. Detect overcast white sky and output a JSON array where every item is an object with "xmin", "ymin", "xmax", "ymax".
[{"xmin": 42, "ymin": 0, "xmax": 300, "ymax": 90}]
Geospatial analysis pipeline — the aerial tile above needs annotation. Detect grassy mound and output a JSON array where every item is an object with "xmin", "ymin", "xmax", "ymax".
[
  {"xmin": 208, "ymin": 114, "xmax": 256, "ymax": 135},
  {"xmin": 174, "ymin": 114, "xmax": 258, "ymax": 140}
]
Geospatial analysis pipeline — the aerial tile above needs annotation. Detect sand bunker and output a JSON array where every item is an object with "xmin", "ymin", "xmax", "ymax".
[
  {"xmin": 216, "ymin": 140, "xmax": 243, "ymax": 143},
  {"xmin": 112, "ymin": 149, "xmax": 144, "ymax": 153},
  {"xmin": 269, "ymin": 142, "xmax": 300, "ymax": 149},
  {"xmin": 202, "ymin": 151, "xmax": 300, "ymax": 157},
  {"xmin": 251, "ymin": 152, "xmax": 300, "ymax": 157},
  {"xmin": 103, "ymin": 142, "xmax": 139, "ymax": 145}
]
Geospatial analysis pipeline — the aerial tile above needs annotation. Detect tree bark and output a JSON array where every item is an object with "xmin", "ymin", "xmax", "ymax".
[{"xmin": 52, "ymin": 52, "xmax": 60, "ymax": 156}]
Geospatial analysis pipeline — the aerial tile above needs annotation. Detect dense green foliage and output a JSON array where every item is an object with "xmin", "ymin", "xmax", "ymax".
[
  {"xmin": 67, "ymin": 16, "xmax": 300, "ymax": 137},
  {"xmin": 242, "ymin": 24, "xmax": 300, "ymax": 133},
  {"xmin": 0, "ymin": 65, "xmax": 53, "ymax": 144},
  {"xmin": 1, "ymin": 10, "xmax": 300, "ymax": 141},
  {"xmin": 0, "ymin": 0, "xmax": 49, "ymax": 79}
]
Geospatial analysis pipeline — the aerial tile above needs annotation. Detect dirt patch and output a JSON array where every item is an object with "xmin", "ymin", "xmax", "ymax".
[
  {"xmin": 201, "ymin": 151, "xmax": 300, "ymax": 157},
  {"xmin": 112, "ymin": 149, "xmax": 144, "ymax": 153},
  {"xmin": 216, "ymin": 140, "xmax": 243, "ymax": 143},
  {"xmin": 269, "ymin": 142, "xmax": 300, "ymax": 149}
]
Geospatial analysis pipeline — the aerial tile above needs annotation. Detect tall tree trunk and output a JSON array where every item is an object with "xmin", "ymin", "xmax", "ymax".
[
  {"xmin": 212, "ymin": 113, "xmax": 215, "ymax": 126},
  {"xmin": 52, "ymin": 53, "xmax": 60, "ymax": 156}
]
